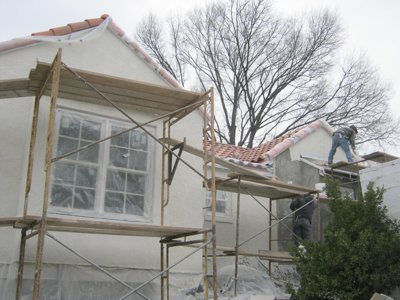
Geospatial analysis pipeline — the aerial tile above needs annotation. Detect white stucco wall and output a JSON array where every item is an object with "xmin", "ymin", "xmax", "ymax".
[
  {"xmin": 0, "ymin": 97, "xmax": 34, "ymax": 263},
  {"xmin": 204, "ymin": 167, "xmax": 270, "ymax": 255},
  {"xmin": 0, "ymin": 28, "xmax": 205, "ymax": 274},
  {"xmin": 0, "ymin": 30, "xmax": 168, "ymax": 85},
  {"xmin": 359, "ymin": 159, "xmax": 400, "ymax": 220},
  {"xmin": 0, "ymin": 97, "xmax": 33, "ymax": 217},
  {"xmin": 290, "ymin": 127, "xmax": 349, "ymax": 163}
]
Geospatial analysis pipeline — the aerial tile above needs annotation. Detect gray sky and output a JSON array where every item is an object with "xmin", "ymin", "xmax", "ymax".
[{"xmin": 0, "ymin": 0, "xmax": 399, "ymax": 154}]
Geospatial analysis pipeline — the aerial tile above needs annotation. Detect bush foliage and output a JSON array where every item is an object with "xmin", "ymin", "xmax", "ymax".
[{"xmin": 290, "ymin": 176, "xmax": 400, "ymax": 299}]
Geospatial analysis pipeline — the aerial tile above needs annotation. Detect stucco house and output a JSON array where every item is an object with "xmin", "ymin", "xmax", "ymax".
[
  {"xmin": 1, "ymin": 13, "xmax": 315, "ymax": 300},
  {"xmin": 0, "ymin": 14, "xmax": 217, "ymax": 299},
  {"xmin": 2, "ymin": 13, "xmax": 391, "ymax": 300}
]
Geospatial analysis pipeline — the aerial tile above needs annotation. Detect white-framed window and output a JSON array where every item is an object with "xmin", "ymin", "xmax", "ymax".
[
  {"xmin": 205, "ymin": 190, "xmax": 232, "ymax": 222},
  {"xmin": 50, "ymin": 109, "xmax": 154, "ymax": 221}
]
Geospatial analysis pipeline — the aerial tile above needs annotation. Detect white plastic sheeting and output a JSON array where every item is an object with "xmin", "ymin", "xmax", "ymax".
[
  {"xmin": 0, "ymin": 261, "xmax": 294, "ymax": 299},
  {"xmin": 217, "ymin": 265, "xmax": 285, "ymax": 299},
  {"xmin": 0, "ymin": 262, "xmax": 201, "ymax": 300}
]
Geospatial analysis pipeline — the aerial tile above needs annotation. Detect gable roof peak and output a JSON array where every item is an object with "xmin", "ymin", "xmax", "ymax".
[
  {"xmin": 0, "ymin": 14, "xmax": 182, "ymax": 89},
  {"xmin": 261, "ymin": 119, "xmax": 332, "ymax": 160},
  {"xmin": 31, "ymin": 14, "xmax": 109, "ymax": 37}
]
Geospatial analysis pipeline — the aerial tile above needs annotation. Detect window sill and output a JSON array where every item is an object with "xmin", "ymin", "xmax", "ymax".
[
  {"xmin": 48, "ymin": 209, "xmax": 151, "ymax": 223},
  {"xmin": 204, "ymin": 214, "xmax": 233, "ymax": 224}
]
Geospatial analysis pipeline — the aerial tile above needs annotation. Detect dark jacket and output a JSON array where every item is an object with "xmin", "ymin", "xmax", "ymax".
[
  {"xmin": 290, "ymin": 194, "xmax": 316, "ymax": 219},
  {"xmin": 334, "ymin": 126, "xmax": 357, "ymax": 150}
]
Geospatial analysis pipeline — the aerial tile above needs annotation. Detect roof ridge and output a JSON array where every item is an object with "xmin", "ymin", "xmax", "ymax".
[
  {"xmin": 262, "ymin": 119, "xmax": 331, "ymax": 160},
  {"xmin": 31, "ymin": 14, "xmax": 109, "ymax": 36},
  {"xmin": 210, "ymin": 119, "xmax": 331, "ymax": 163}
]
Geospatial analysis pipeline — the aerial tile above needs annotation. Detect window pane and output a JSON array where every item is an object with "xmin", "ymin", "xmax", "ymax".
[
  {"xmin": 59, "ymin": 115, "xmax": 80, "ymax": 138},
  {"xmin": 216, "ymin": 200, "xmax": 226, "ymax": 213},
  {"xmin": 128, "ymin": 150, "xmax": 147, "ymax": 171},
  {"xmin": 104, "ymin": 192, "xmax": 124, "ymax": 213},
  {"xmin": 52, "ymin": 111, "xmax": 152, "ymax": 219},
  {"xmin": 57, "ymin": 137, "xmax": 78, "ymax": 159},
  {"xmin": 126, "ymin": 174, "xmax": 145, "ymax": 194},
  {"xmin": 74, "ymin": 188, "xmax": 95, "ymax": 209},
  {"xmin": 51, "ymin": 184, "xmax": 73, "ymax": 208},
  {"xmin": 106, "ymin": 170, "xmax": 126, "ymax": 192},
  {"xmin": 205, "ymin": 191, "xmax": 230, "ymax": 215},
  {"xmin": 53, "ymin": 163, "xmax": 75, "ymax": 184},
  {"xmin": 217, "ymin": 190, "xmax": 228, "ymax": 200},
  {"xmin": 126, "ymin": 194, "xmax": 144, "ymax": 215},
  {"xmin": 78, "ymin": 141, "xmax": 99, "ymax": 163},
  {"xmin": 111, "ymin": 126, "xmax": 129, "ymax": 147},
  {"xmin": 131, "ymin": 130, "xmax": 147, "ymax": 150},
  {"xmin": 76, "ymin": 166, "xmax": 97, "ymax": 188},
  {"xmin": 81, "ymin": 120, "xmax": 101, "ymax": 141},
  {"xmin": 109, "ymin": 147, "xmax": 128, "ymax": 168}
]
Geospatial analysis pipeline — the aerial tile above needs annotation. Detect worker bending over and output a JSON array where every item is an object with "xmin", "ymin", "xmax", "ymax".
[{"xmin": 327, "ymin": 125, "xmax": 358, "ymax": 165}]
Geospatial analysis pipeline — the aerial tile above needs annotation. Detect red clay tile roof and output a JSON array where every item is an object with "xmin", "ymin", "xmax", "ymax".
[
  {"xmin": 31, "ymin": 14, "xmax": 109, "ymax": 37},
  {"xmin": 209, "ymin": 128, "xmax": 302, "ymax": 163},
  {"xmin": 208, "ymin": 119, "xmax": 331, "ymax": 163}
]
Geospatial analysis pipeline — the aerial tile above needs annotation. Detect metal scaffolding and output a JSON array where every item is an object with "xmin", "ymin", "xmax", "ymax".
[
  {"xmin": 0, "ymin": 48, "xmax": 335, "ymax": 299},
  {"xmin": 0, "ymin": 49, "xmax": 218, "ymax": 300}
]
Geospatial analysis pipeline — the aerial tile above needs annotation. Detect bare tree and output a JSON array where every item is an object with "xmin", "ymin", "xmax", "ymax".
[
  {"xmin": 136, "ymin": 13, "xmax": 186, "ymax": 86},
  {"xmin": 135, "ymin": 0, "xmax": 399, "ymax": 149}
]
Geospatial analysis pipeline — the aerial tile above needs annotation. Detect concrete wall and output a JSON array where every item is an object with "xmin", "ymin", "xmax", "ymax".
[
  {"xmin": 0, "ymin": 28, "xmax": 205, "ymax": 275},
  {"xmin": 274, "ymin": 150, "xmax": 322, "ymax": 250}
]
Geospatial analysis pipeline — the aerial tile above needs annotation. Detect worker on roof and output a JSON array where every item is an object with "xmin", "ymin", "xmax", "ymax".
[
  {"xmin": 327, "ymin": 125, "xmax": 358, "ymax": 165},
  {"xmin": 290, "ymin": 194, "xmax": 316, "ymax": 246}
]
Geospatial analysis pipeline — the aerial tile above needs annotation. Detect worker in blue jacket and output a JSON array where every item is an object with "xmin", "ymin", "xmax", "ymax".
[{"xmin": 290, "ymin": 194, "xmax": 317, "ymax": 246}]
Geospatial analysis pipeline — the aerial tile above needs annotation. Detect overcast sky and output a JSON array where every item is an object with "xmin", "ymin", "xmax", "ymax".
[{"xmin": 0, "ymin": 0, "xmax": 399, "ymax": 153}]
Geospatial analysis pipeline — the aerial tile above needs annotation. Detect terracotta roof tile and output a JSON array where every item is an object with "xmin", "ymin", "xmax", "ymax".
[
  {"xmin": 208, "ymin": 119, "xmax": 331, "ymax": 163},
  {"xmin": 49, "ymin": 26, "xmax": 73, "ymax": 36},
  {"xmin": 67, "ymin": 21, "xmax": 92, "ymax": 32},
  {"xmin": 206, "ymin": 141, "xmax": 261, "ymax": 162},
  {"xmin": 85, "ymin": 17, "xmax": 106, "ymax": 27},
  {"xmin": 30, "ymin": 30, "xmax": 54, "ymax": 37},
  {"xmin": 31, "ymin": 14, "xmax": 109, "ymax": 37}
]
